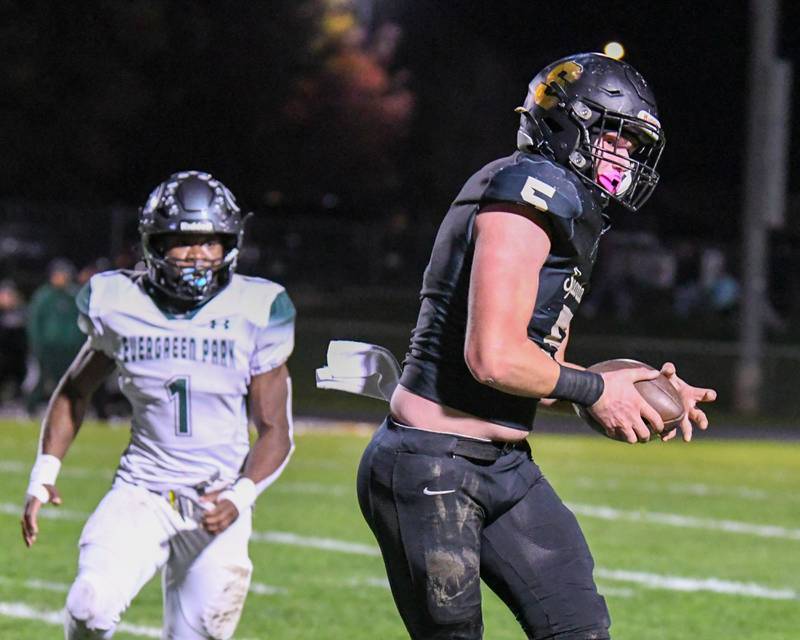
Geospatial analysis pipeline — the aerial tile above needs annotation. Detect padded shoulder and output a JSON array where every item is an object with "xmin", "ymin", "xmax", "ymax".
[
  {"xmin": 481, "ymin": 154, "xmax": 584, "ymax": 220},
  {"xmin": 267, "ymin": 289, "xmax": 296, "ymax": 327},
  {"xmin": 75, "ymin": 281, "xmax": 92, "ymax": 316},
  {"xmin": 75, "ymin": 270, "xmax": 142, "ymax": 353},
  {"xmin": 231, "ymin": 275, "xmax": 295, "ymax": 329},
  {"xmin": 81, "ymin": 270, "xmax": 143, "ymax": 319}
]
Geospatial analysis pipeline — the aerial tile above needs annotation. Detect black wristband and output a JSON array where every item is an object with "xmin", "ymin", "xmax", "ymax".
[{"xmin": 550, "ymin": 365, "xmax": 604, "ymax": 406}]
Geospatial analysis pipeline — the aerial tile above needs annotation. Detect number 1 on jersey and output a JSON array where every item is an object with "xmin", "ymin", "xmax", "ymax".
[{"xmin": 166, "ymin": 376, "xmax": 192, "ymax": 436}]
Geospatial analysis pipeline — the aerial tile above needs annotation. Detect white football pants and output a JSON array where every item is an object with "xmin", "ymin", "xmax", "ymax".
[{"xmin": 64, "ymin": 481, "xmax": 253, "ymax": 640}]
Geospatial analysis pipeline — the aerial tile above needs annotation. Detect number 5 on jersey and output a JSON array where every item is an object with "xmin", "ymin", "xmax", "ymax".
[
  {"xmin": 166, "ymin": 376, "xmax": 192, "ymax": 436},
  {"xmin": 520, "ymin": 176, "xmax": 556, "ymax": 212}
]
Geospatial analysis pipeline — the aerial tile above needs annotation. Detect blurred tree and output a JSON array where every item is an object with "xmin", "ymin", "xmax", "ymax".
[
  {"xmin": 0, "ymin": 0, "xmax": 412, "ymax": 214},
  {"xmin": 281, "ymin": 0, "xmax": 414, "ymax": 213}
]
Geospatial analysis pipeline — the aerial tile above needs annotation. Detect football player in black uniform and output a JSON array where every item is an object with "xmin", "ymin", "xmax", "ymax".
[{"xmin": 356, "ymin": 53, "xmax": 716, "ymax": 639}]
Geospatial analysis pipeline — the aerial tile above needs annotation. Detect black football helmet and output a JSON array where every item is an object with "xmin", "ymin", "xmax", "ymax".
[
  {"xmin": 139, "ymin": 171, "xmax": 246, "ymax": 305},
  {"xmin": 516, "ymin": 53, "xmax": 665, "ymax": 211}
]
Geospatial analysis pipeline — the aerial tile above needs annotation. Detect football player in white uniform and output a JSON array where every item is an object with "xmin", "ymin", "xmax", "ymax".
[{"xmin": 21, "ymin": 171, "xmax": 296, "ymax": 640}]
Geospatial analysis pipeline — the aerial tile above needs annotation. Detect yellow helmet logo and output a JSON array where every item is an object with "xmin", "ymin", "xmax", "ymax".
[{"xmin": 533, "ymin": 60, "xmax": 584, "ymax": 110}]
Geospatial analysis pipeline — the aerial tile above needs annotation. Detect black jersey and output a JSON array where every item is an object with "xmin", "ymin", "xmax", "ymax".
[{"xmin": 400, "ymin": 151, "xmax": 607, "ymax": 431}]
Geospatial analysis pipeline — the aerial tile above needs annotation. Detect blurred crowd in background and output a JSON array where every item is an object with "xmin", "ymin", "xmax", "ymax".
[
  {"xmin": 0, "ymin": 257, "xmax": 133, "ymax": 419},
  {"xmin": 0, "ymin": 207, "xmax": 780, "ymax": 421}
]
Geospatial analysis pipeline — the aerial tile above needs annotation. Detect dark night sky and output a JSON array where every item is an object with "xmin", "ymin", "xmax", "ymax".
[
  {"xmin": 2, "ymin": 1, "xmax": 798, "ymax": 245},
  {"xmin": 386, "ymin": 0, "xmax": 799, "ymax": 239}
]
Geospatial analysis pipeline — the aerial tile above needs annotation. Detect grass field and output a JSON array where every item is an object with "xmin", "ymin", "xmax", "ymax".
[{"xmin": 0, "ymin": 418, "xmax": 798, "ymax": 640}]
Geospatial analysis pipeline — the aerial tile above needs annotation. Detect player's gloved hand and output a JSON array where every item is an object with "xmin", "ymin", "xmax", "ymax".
[
  {"xmin": 198, "ymin": 491, "xmax": 240, "ymax": 535},
  {"xmin": 659, "ymin": 362, "xmax": 717, "ymax": 442},
  {"xmin": 21, "ymin": 484, "xmax": 62, "ymax": 548},
  {"xmin": 588, "ymin": 367, "xmax": 664, "ymax": 443}
]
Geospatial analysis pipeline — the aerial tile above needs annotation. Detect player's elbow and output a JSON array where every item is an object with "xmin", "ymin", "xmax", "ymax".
[{"xmin": 464, "ymin": 342, "xmax": 512, "ymax": 388}]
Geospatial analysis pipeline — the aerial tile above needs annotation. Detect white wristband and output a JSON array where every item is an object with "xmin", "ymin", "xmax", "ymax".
[
  {"xmin": 26, "ymin": 454, "xmax": 61, "ymax": 504},
  {"xmin": 218, "ymin": 477, "xmax": 257, "ymax": 515}
]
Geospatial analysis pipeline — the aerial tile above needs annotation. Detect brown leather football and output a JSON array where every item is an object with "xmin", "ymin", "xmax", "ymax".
[{"xmin": 576, "ymin": 359, "xmax": 685, "ymax": 438}]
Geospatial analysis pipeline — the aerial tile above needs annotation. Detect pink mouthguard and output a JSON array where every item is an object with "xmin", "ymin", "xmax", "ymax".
[{"xmin": 598, "ymin": 170, "xmax": 623, "ymax": 194}]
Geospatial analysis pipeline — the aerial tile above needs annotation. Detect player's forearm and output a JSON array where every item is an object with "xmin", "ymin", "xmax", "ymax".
[
  {"xmin": 220, "ymin": 365, "xmax": 295, "ymax": 516},
  {"xmin": 466, "ymin": 337, "xmax": 562, "ymax": 398},
  {"xmin": 38, "ymin": 389, "xmax": 86, "ymax": 459},
  {"xmin": 38, "ymin": 343, "xmax": 114, "ymax": 459},
  {"xmin": 241, "ymin": 366, "xmax": 294, "ymax": 494},
  {"xmin": 242, "ymin": 426, "xmax": 294, "ymax": 490},
  {"xmin": 25, "ymin": 381, "xmax": 87, "ymax": 506},
  {"xmin": 218, "ymin": 423, "xmax": 294, "ymax": 517}
]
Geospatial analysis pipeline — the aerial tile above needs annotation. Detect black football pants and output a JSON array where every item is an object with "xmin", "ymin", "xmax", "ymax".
[{"xmin": 356, "ymin": 417, "xmax": 611, "ymax": 640}]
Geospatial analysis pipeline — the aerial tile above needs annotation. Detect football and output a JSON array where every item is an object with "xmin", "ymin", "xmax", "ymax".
[{"xmin": 575, "ymin": 359, "xmax": 685, "ymax": 439}]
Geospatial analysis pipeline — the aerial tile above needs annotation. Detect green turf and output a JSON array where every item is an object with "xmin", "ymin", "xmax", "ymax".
[{"xmin": 1, "ymin": 420, "xmax": 798, "ymax": 639}]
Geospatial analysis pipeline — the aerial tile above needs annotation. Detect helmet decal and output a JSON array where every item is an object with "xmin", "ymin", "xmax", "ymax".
[
  {"xmin": 179, "ymin": 220, "xmax": 215, "ymax": 232},
  {"xmin": 533, "ymin": 60, "xmax": 584, "ymax": 110}
]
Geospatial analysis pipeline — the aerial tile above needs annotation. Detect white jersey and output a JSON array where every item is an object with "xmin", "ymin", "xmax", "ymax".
[{"xmin": 77, "ymin": 270, "xmax": 295, "ymax": 491}]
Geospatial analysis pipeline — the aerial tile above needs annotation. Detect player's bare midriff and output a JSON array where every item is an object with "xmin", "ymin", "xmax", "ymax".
[{"xmin": 389, "ymin": 384, "xmax": 530, "ymax": 443}]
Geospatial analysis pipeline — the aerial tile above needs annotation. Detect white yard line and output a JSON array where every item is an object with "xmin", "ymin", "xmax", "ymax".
[
  {"xmin": 571, "ymin": 476, "xmax": 788, "ymax": 502},
  {"xmin": 250, "ymin": 530, "xmax": 381, "ymax": 556},
  {"xmin": 0, "ymin": 602, "xmax": 71, "ymax": 629},
  {"xmin": 0, "ymin": 601, "xmax": 263, "ymax": 640},
  {"xmin": 0, "ymin": 601, "xmax": 162, "ymax": 638},
  {"xmin": 0, "ymin": 460, "xmax": 112, "ymax": 479},
  {"xmin": 0, "ymin": 502, "xmax": 87, "ymax": 521},
  {"xmin": 0, "ymin": 574, "xmax": 284, "ymax": 598},
  {"xmin": 247, "ymin": 582, "xmax": 288, "ymax": 596},
  {"xmin": 345, "ymin": 572, "xmax": 792, "ymax": 600},
  {"xmin": 2, "ymin": 500, "xmax": 380, "ymax": 555},
  {"xmin": 594, "ymin": 569, "xmax": 797, "ymax": 600},
  {"xmin": 346, "ymin": 576, "xmax": 391, "ymax": 589},
  {"xmin": 6, "ymin": 497, "xmax": 798, "ymax": 542},
  {"xmin": 567, "ymin": 503, "xmax": 800, "ymax": 541},
  {"xmin": 3, "ymin": 459, "xmax": 794, "ymax": 503},
  {"xmin": 2, "ymin": 502, "xmax": 797, "ymax": 603},
  {"xmin": 594, "ymin": 585, "xmax": 636, "ymax": 598},
  {"xmin": 0, "ymin": 576, "xmax": 68, "ymax": 592},
  {"xmin": 0, "ymin": 461, "xmax": 348, "ymax": 497}
]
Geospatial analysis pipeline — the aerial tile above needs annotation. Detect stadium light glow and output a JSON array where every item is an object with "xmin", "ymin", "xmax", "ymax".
[{"xmin": 603, "ymin": 42, "xmax": 625, "ymax": 60}]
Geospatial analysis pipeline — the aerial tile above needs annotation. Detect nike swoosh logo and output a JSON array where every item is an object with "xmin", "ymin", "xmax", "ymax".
[{"xmin": 423, "ymin": 487, "xmax": 456, "ymax": 496}]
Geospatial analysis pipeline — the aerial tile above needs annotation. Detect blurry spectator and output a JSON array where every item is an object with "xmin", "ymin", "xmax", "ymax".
[
  {"xmin": 672, "ymin": 241, "xmax": 701, "ymax": 318},
  {"xmin": 77, "ymin": 257, "xmax": 111, "ymax": 286},
  {"xmin": 674, "ymin": 248, "xmax": 740, "ymax": 318},
  {"xmin": 581, "ymin": 233, "xmax": 637, "ymax": 321},
  {"xmin": 113, "ymin": 248, "xmax": 137, "ymax": 271},
  {"xmin": 702, "ymin": 249, "xmax": 740, "ymax": 316},
  {"xmin": 0, "ymin": 279, "xmax": 27, "ymax": 401},
  {"xmin": 378, "ymin": 208, "xmax": 413, "ymax": 283},
  {"xmin": 24, "ymin": 259, "xmax": 85, "ymax": 415}
]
